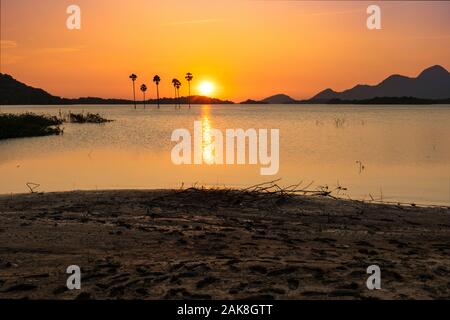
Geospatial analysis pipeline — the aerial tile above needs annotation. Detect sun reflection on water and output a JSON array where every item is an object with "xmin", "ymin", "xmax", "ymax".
[
  {"xmin": 201, "ymin": 106, "xmax": 215, "ymax": 164},
  {"xmin": 201, "ymin": 116, "xmax": 215, "ymax": 165}
]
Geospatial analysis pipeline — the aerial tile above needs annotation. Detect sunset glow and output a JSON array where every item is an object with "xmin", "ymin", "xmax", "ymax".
[
  {"xmin": 1, "ymin": 0, "xmax": 449, "ymax": 303},
  {"xmin": 198, "ymin": 81, "xmax": 215, "ymax": 96},
  {"xmin": 1, "ymin": 1, "xmax": 449, "ymax": 101}
]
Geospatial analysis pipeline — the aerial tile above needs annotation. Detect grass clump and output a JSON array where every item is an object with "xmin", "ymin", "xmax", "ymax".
[
  {"xmin": 68, "ymin": 112, "xmax": 112, "ymax": 124},
  {"xmin": 0, "ymin": 113, "xmax": 63, "ymax": 140}
]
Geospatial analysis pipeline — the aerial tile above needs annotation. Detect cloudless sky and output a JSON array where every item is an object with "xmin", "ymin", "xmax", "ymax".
[{"xmin": 1, "ymin": 0, "xmax": 449, "ymax": 101}]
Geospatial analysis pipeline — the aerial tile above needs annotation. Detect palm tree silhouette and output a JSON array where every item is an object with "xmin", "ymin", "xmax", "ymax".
[
  {"xmin": 185, "ymin": 72, "xmax": 193, "ymax": 108},
  {"xmin": 176, "ymin": 80, "xmax": 182, "ymax": 108},
  {"xmin": 153, "ymin": 75, "xmax": 161, "ymax": 109},
  {"xmin": 171, "ymin": 79, "xmax": 177, "ymax": 108},
  {"xmin": 140, "ymin": 84, "xmax": 147, "ymax": 109},
  {"xmin": 172, "ymin": 78, "xmax": 181, "ymax": 108},
  {"xmin": 129, "ymin": 74, "xmax": 137, "ymax": 109}
]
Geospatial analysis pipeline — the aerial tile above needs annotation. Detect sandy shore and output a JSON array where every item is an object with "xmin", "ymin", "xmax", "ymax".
[{"xmin": 0, "ymin": 189, "xmax": 449, "ymax": 300}]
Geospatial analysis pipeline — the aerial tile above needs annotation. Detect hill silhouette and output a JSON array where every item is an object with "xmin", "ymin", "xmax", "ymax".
[
  {"xmin": 0, "ymin": 74, "xmax": 63, "ymax": 104},
  {"xmin": 2, "ymin": 66, "xmax": 450, "ymax": 105},
  {"xmin": 240, "ymin": 94, "xmax": 299, "ymax": 104},
  {"xmin": 0, "ymin": 74, "xmax": 233, "ymax": 105},
  {"xmin": 310, "ymin": 65, "xmax": 450, "ymax": 102},
  {"xmin": 261, "ymin": 94, "xmax": 298, "ymax": 104}
]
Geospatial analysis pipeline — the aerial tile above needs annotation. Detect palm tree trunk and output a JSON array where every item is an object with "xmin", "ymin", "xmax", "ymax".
[
  {"xmin": 132, "ymin": 81, "xmax": 136, "ymax": 109},
  {"xmin": 188, "ymin": 82, "xmax": 191, "ymax": 108},
  {"xmin": 143, "ymin": 92, "xmax": 146, "ymax": 109},
  {"xmin": 156, "ymin": 85, "xmax": 160, "ymax": 109}
]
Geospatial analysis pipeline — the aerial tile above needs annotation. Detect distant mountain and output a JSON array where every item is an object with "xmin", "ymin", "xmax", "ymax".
[
  {"xmin": 325, "ymin": 96, "xmax": 450, "ymax": 105},
  {"xmin": 240, "ymin": 99, "xmax": 268, "ymax": 104},
  {"xmin": 0, "ymin": 74, "xmax": 234, "ymax": 105},
  {"xmin": 240, "ymin": 94, "xmax": 298, "ymax": 104},
  {"xmin": 0, "ymin": 74, "xmax": 63, "ymax": 104},
  {"xmin": 261, "ymin": 94, "xmax": 298, "ymax": 104},
  {"xmin": 311, "ymin": 65, "xmax": 450, "ymax": 102}
]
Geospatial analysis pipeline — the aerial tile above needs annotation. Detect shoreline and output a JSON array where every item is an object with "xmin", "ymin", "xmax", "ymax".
[
  {"xmin": 3, "ymin": 102, "xmax": 450, "ymax": 107},
  {"xmin": 1, "ymin": 188, "xmax": 448, "ymax": 209},
  {"xmin": 0, "ymin": 188, "xmax": 449, "ymax": 299}
]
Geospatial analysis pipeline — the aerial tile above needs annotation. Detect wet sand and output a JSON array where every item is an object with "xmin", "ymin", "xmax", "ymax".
[{"xmin": 0, "ymin": 189, "xmax": 449, "ymax": 300}]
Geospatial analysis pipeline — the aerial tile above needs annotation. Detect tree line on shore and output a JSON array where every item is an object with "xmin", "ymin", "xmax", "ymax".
[{"xmin": 129, "ymin": 72, "xmax": 194, "ymax": 109}]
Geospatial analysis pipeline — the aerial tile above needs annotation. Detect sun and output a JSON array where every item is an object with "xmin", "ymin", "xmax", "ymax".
[{"xmin": 198, "ymin": 81, "xmax": 215, "ymax": 96}]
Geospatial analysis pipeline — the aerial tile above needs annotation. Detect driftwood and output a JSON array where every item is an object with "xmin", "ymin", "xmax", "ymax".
[
  {"xmin": 26, "ymin": 182, "xmax": 40, "ymax": 193},
  {"xmin": 144, "ymin": 179, "xmax": 345, "ymax": 214}
]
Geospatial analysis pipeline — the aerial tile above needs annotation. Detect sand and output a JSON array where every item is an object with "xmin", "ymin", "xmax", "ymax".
[{"xmin": 0, "ymin": 189, "xmax": 449, "ymax": 300}]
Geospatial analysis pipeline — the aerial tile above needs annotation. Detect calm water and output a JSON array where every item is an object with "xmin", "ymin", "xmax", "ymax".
[{"xmin": 1, "ymin": 104, "xmax": 449, "ymax": 206}]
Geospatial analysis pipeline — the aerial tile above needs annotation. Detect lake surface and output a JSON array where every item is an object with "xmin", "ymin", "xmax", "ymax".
[{"xmin": 1, "ymin": 104, "xmax": 449, "ymax": 206}]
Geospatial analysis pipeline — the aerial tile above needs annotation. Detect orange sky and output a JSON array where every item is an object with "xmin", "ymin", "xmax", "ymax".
[{"xmin": 1, "ymin": 0, "xmax": 449, "ymax": 101}]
